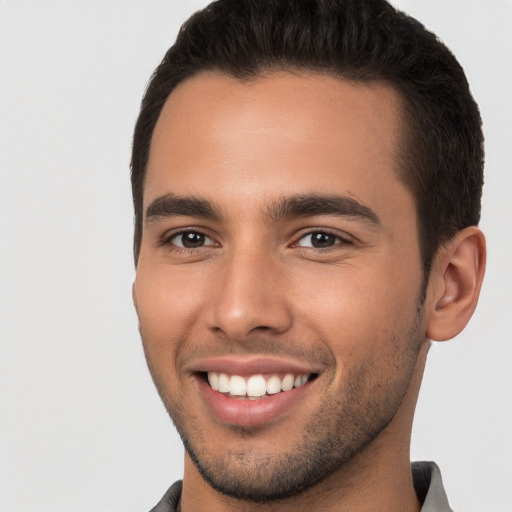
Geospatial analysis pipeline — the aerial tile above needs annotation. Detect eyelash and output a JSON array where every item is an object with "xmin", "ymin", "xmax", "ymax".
[
  {"xmin": 293, "ymin": 229, "xmax": 353, "ymax": 249},
  {"xmin": 161, "ymin": 228, "xmax": 353, "ymax": 251},
  {"xmin": 163, "ymin": 230, "xmax": 217, "ymax": 250}
]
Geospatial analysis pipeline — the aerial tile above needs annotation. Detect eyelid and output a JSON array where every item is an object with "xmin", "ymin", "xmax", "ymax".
[
  {"xmin": 292, "ymin": 228, "xmax": 354, "ymax": 248},
  {"xmin": 162, "ymin": 227, "xmax": 219, "ymax": 248}
]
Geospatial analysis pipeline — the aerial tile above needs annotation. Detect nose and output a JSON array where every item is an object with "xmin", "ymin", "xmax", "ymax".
[{"xmin": 207, "ymin": 249, "xmax": 293, "ymax": 340}]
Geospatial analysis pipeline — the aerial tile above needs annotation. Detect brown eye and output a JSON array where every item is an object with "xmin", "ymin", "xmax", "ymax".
[
  {"xmin": 169, "ymin": 231, "xmax": 215, "ymax": 249},
  {"xmin": 297, "ymin": 231, "xmax": 347, "ymax": 248}
]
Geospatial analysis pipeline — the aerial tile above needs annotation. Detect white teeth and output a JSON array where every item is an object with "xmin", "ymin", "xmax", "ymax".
[
  {"xmin": 208, "ymin": 371, "xmax": 219, "ymax": 391},
  {"xmin": 229, "ymin": 375, "xmax": 247, "ymax": 396},
  {"xmin": 281, "ymin": 374, "xmax": 294, "ymax": 391},
  {"xmin": 247, "ymin": 375, "xmax": 267, "ymax": 397},
  {"xmin": 266, "ymin": 375, "xmax": 282, "ymax": 394},
  {"xmin": 207, "ymin": 372, "xmax": 312, "ymax": 397},
  {"xmin": 218, "ymin": 373, "xmax": 230, "ymax": 393},
  {"xmin": 294, "ymin": 375, "xmax": 309, "ymax": 388}
]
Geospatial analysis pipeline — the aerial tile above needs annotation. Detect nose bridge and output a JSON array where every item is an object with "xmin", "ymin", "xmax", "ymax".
[{"xmin": 209, "ymin": 242, "xmax": 292, "ymax": 339}]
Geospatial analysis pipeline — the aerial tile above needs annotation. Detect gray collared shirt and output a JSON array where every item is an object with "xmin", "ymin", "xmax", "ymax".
[{"xmin": 149, "ymin": 461, "xmax": 453, "ymax": 511}]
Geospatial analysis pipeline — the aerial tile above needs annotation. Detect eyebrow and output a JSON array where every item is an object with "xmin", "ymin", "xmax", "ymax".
[
  {"xmin": 145, "ymin": 192, "xmax": 380, "ymax": 226},
  {"xmin": 267, "ymin": 194, "xmax": 380, "ymax": 225},
  {"xmin": 145, "ymin": 193, "xmax": 223, "ymax": 223}
]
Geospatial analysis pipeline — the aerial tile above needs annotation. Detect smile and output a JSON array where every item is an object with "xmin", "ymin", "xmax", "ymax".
[
  {"xmin": 189, "ymin": 356, "xmax": 322, "ymax": 426},
  {"xmin": 207, "ymin": 372, "xmax": 311, "ymax": 399}
]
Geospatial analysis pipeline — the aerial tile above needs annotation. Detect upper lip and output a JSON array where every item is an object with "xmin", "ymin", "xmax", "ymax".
[{"xmin": 187, "ymin": 355, "xmax": 323, "ymax": 376}]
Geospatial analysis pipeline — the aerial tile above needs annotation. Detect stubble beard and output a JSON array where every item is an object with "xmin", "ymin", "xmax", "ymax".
[{"xmin": 145, "ymin": 307, "xmax": 425, "ymax": 503}]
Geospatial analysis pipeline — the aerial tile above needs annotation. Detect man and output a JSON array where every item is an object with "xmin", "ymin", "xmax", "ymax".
[{"xmin": 130, "ymin": 0, "xmax": 486, "ymax": 510}]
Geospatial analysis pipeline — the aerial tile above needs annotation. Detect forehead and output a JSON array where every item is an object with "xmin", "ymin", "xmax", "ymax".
[{"xmin": 146, "ymin": 71, "xmax": 411, "ymax": 221}]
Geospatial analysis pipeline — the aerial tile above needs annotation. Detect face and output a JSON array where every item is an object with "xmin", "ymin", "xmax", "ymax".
[{"xmin": 133, "ymin": 72, "xmax": 426, "ymax": 501}]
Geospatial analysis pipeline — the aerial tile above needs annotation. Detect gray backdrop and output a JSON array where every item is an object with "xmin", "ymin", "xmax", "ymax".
[{"xmin": 1, "ymin": 1, "xmax": 510, "ymax": 510}]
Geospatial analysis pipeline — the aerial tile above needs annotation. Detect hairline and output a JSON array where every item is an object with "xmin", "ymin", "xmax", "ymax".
[{"xmin": 136, "ymin": 66, "xmax": 429, "ymax": 276}]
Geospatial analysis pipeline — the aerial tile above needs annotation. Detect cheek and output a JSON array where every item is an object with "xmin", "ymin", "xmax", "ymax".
[
  {"xmin": 135, "ymin": 262, "xmax": 206, "ymax": 325},
  {"xmin": 290, "ymin": 267, "xmax": 423, "ymax": 401},
  {"xmin": 133, "ymin": 263, "xmax": 209, "ymax": 373},
  {"xmin": 290, "ymin": 259, "xmax": 422, "ymax": 354}
]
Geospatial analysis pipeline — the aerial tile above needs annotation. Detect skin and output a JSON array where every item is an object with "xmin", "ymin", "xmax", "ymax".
[{"xmin": 133, "ymin": 72, "xmax": 485, "ymax": 512}]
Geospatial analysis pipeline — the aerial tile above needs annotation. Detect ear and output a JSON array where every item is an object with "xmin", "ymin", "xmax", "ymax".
[
  {"xmin": 132, "ymin": 282, "xmax": 139, "ymax": 313},
  {"xmin": 426, "ymin": 226, "xmax": 486, "ymax": 341}
]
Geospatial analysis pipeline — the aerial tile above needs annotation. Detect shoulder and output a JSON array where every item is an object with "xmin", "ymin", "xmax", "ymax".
[
  {"xmin": 412, "ymin": 461, "xmax": 454, "ymax": 512},
  {"xmin": 147, "ymin": 480, "xmax": 183, "ymax": 512}
]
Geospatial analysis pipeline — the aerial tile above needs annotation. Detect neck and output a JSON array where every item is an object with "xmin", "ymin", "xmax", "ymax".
[{"xmin": 179, "ymin": 341, "xmax": 429, "ymax": 512}]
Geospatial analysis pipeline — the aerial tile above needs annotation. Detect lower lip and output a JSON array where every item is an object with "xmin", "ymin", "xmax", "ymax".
[{"xmin": 197, "ymin": 376, "xmax": 312, "ymax": 427}]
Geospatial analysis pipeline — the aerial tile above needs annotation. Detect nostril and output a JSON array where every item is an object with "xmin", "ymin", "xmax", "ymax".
[{"xmin": 208, "ymin": 293, "xmax": 294, "ymax": 338}]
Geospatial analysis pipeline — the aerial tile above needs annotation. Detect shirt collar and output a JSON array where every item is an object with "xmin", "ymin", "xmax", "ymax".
[{"xmin": 151, "ymin": 461, "xmax": 453, "ymax": 511}]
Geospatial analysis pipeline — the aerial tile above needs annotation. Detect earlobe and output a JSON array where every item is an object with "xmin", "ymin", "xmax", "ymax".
[{"xmin": 426, "ymin": 227, "xmax": 486, "ymax": 342}]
